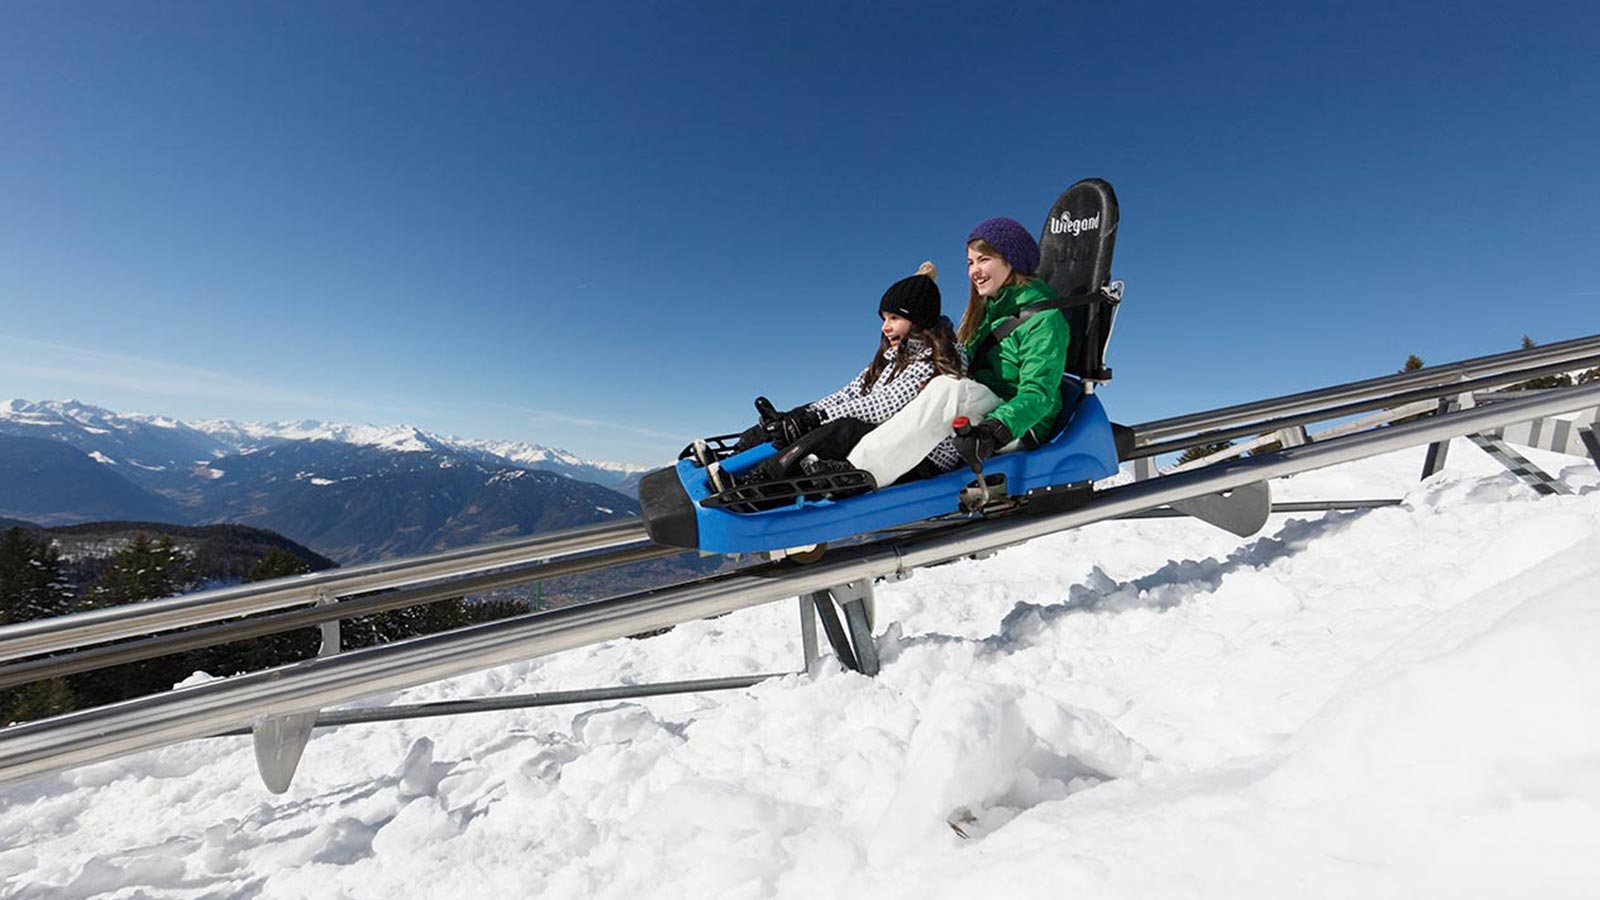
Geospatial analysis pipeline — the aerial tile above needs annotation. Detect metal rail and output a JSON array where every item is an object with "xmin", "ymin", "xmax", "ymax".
[
  {"xmin": 0, "ymin": 519, "xmax": 650, "ymax": 664},
  {"xmin": 213, "ymin": 674, "xmax": 784, "ymax": 733},
  {"xmin": 0, "ymin": 542, "xmax": 681, "ymax": 690},
  {"xmin": 1132, "ymin": 331, "xmax": 1600, "ymax": 444},
  {"xmin": 1128, "ymin": 353, "xmax": 1600, "ymax": 459},
  {"xmin": 5, "ymin": 337, "xmax": 1586, "ymax": 669},
  {"xmin": 3, "ymin": 381, "xmax": 1595, "ymax": 786}
]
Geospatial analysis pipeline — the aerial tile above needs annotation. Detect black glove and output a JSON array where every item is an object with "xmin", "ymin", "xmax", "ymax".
[
  {"xmin": 954, "ymin": 418, "xmax": 1013, "ymax": 469},
  {"xmin": 753, "ymin": 397, "xmax": 822, "ymax": 448},
  {"xmin": 773, "ymin": 405, "xmax": 822, "ymax": 447}
]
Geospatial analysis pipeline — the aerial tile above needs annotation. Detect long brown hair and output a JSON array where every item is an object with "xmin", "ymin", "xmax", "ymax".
[
  {"xmin": 859, "ymin": 317, "xmax": 965, "ymax": 395},
  {"xmin": 957, "ymin": 238, "xmax": 1036, "ymax": 344}
]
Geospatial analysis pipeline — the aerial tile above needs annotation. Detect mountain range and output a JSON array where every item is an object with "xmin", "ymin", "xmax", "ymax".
[{"xmin": 0, "ymin": 400, "xmax": 655, "ymax": 563}]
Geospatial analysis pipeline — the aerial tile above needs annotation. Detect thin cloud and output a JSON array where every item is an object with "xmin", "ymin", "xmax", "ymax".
[
  {"xmin": 477, "ymin": 399, "xmax": 692, "ymax": 444},
  {"xmin": 0, "ymin": 333, "xmax": 428, "ymax": 418}
]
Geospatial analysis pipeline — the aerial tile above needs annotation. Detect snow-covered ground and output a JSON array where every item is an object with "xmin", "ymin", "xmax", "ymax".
[{"xmin": 3, "ymin": 438, "xmax": 1598, "ymax": 899}]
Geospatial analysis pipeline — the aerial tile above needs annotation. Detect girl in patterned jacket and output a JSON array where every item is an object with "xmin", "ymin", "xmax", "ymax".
[
  {"xmin": 837, "ymin": 217, "xmax": 1070, "ymax": 489},
  {"xmin": 706, "ymin": 263, "xmax": 966, "ymax": 490}
]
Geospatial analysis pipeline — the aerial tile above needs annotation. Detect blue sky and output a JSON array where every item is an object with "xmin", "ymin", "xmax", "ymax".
[{"xmin": 1, "ymin": 1, "xmax": 1596, "ymax": 465}]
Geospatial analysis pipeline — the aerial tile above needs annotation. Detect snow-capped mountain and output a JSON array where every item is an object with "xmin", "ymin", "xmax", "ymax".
[
  {"xmin": 0, "ymin": 400, "xmax": 648, "ymax": 561},
  {"xmin": 1, "ymin": 400, "xmax": 649, "ymax": 490},
  {"xmin": 0, "ymin": 399, "xmax": 233, "ymax": 485}
]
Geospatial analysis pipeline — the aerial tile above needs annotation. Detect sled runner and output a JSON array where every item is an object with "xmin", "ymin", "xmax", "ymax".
[{"xmin": 642, "ymin": 179, "xmax": 1128, "ymax": 554}]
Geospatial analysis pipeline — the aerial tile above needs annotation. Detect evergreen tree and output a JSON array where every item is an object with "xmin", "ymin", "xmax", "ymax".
[
  {"xmin": 0, "ymin": 527, "xmax": 73, "ymax": 624},
  {"xmin": 1509, "ymin": 336, "xmax": 1575, "ymax": 391},
  {"xmin": 1388, "ymin": 353, "xmax": 1434, "ymax": 424},
  {"xmin": 89, "ymin": 532, "xmax": 195, "ymax": 607},
  {"xmin": 0, "ymin": 528, "xmax": 78, "ymax": 725},
  {"xmin": 210, "ymin": 546, "xmax": 323, "ymax": 675},
  {"xmin": 247, "ymin": 546, "xmax": 313, "ymax": 582},
  {"xmin": 0, "ymin": 678, "xmax": 75, "ymax": 725},
  {"xmin": 70, "ymin": 533, "xmax": 200, "ymax": 708}
]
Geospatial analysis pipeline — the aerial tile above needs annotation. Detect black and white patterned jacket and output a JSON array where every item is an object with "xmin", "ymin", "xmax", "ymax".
[{"xmin": 808, "ymin": 338, "xmax": 967, "ymax": 472}]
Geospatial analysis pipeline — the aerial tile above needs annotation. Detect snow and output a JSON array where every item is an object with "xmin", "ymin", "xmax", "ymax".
[
  {"xmin": 3, "ymin": 439, "xmax": 1599, "ymax": 898},
  {"xmin": 196, "ymin": 420, "xmax": 439, "ymax": 453},
  {"xmin": 456, "ymin": 437, "xmax": 650, "ymax": 476},
  {"xmin": 86, "ymin": 451, "xmax": 116, "ymax": 465},
  {"xmin": 8, "ymin": 398, "xmax": 649, "ymax": 485}
]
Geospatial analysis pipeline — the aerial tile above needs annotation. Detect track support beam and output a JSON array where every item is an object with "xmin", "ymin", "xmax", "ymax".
[
  {"xmin": 252, "ymin": 588, "xmax": 339, "ymax": 793},
  {"xmin": 804, "ymin": 580, "xmax": 878, "ymax": 676}
]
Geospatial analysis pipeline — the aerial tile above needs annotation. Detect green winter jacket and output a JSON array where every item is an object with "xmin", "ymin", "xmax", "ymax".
[{"xmin": 963, "ymin": 278, "xmax": 1070, "ymax": 440}]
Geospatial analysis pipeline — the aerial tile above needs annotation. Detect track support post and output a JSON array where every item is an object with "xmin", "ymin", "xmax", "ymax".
[
  {"xmin": 1420, "ymin": 397, "xmax": 1456, "ymax": 480},
  {"xmin": 1581, "ymin": 426, "xmax": 1600, "ymax": 473},
  {"xmin": 803, "ymin": 580, "xmax": 879, "ymax": 676},
  {"xmin": 252, "ymin": 588, "xmax": 341, "ymax": 793},
  {"xmin": 798, "ymin": 596, "xmax": 819, "ymax": 669}
]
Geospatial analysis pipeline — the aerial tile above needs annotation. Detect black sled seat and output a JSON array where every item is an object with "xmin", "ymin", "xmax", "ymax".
[{"xmin": 1020, "ymin": 178, "xmax": 1133, "ymax": 459}]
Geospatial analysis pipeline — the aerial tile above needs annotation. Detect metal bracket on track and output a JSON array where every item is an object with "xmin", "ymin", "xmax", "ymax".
[
  {"xmin": 1425, "ymin": 389, "xmax": 1585, "ymax": 491},
  {"xmin": 1465, "ymin": 433, "xmax": 1570, "ymax": 495},
  {"xmin": 252, "ymin": 588, "xmax": 340, "ymax": 793},
  {"xmin": 1167, "ymin": 479, "xmax": 1272, "ymax": 537}
]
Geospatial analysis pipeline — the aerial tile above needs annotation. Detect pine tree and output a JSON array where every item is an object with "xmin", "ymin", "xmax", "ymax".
[
  {"xmin": 0, "ymin": 678, "xmax": 75, "ymax": 725},
  {"xmin": 1509, "ymin": 336, "xmax": 1575, "ymax": 391},
  {"xmin": 0, "ymin": 527, "xmax": 73, "ymax": 624},
  {"xmin": 247, "ymin": 547, "xmax": 313, "ymax": 583},
  {"xmin": 0, "ymin": 528, "xmax": 77, "ymax": 724},
  {"xmin": 89, "ymin": 532, "xmax": 195, "ymax": 607},
  {"xmin": 209, "ymin": 546, "xmax": 322, "ymax": 676},
  {"xmin": 70, "ymin": 533, "xmax": 200, "ymax": 708},
  {"xmin": 1389, "ymin": 353, "xmax": 1433, "ymax": 424}
]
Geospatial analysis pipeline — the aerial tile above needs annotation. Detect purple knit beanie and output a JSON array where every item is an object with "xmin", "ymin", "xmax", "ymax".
[{"xmin": 967, "ymin": 217, "xmax": 1041, "ymax": 275}]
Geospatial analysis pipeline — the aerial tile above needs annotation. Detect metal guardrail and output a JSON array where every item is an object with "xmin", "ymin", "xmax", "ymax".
[
  {"xmin": 2, "ymin": 381, "xmax": 1596, "ymax": 786},
  {"xmin": 1132, "ymin": 331, "xmax": 1600, "ymax": 445},
  {"xmin": 0, "ymin": 519, "xmax": 650, "ymax": 664},
  {"xmin": 0, "ymin": 541, "xmax": 681, "ymax": 691},
  {"xmin": 1128, "ymin": 353, "xmax": 1600, "ymax": 460}
]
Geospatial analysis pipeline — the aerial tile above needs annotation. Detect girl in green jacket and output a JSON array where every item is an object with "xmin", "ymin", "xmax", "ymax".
[{"xmin": 840, "ymin": 217, "xmax": 1070, "ymax": 488}]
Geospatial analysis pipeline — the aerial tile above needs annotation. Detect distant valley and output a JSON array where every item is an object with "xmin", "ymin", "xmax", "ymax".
[{"xmin": 1, "ymin": 400, "xmax": 656, "ymax": 563}]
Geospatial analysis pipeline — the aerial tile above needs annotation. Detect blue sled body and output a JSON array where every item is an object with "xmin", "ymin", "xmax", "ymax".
[{"xmin": 640, "ymin": 393, "xmax": 1121, "ymax": 554}]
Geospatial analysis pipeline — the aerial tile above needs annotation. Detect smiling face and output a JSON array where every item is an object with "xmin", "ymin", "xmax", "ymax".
[
  {"xmin": 967, "ymin": 242, "xmax": 1014, "ymax": 299},
  {"xmin": 881, "ymin": 312, "xmax": 913, "ymax": 347}
]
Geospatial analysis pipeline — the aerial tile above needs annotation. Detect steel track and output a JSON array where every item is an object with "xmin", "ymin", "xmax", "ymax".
[{"xmin": 2, "ymin": 381, "xmax": 1596, "ymax": 785}]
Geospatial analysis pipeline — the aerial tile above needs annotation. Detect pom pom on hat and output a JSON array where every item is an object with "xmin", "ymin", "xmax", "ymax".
[{"xmin": 967, "ymin": 217, "xmax": 1041, "ymax": 275}]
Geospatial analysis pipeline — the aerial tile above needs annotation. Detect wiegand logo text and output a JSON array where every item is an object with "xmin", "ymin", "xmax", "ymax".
[{"xmin": 1050, "ymin": 211, "xmax": 1100, "ymax": 236}]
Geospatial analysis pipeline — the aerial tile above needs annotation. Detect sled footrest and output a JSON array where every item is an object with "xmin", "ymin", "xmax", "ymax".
[
  {"xmin": 701, "ymin": 468, "xmax": 876, "ymax": 514},
  {"xmin": 677, "ymin": 433, "xmax": 747, "ymax": 463}
]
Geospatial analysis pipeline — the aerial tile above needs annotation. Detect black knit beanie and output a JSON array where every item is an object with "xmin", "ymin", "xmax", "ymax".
[{"xmin": 879, "ymin": 274, "xmax": 941, "ymax": 329}]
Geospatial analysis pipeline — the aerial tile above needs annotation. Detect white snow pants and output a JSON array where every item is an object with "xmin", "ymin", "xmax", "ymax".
[{"xmin": 845, "ymin": 375, "xmax": 1021, "ymax": 487}]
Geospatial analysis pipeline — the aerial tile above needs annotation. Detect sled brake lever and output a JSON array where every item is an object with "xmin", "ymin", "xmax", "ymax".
[{"xmin": 952, "ymin": 417, "xmax": 991, "ymax": 507}]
